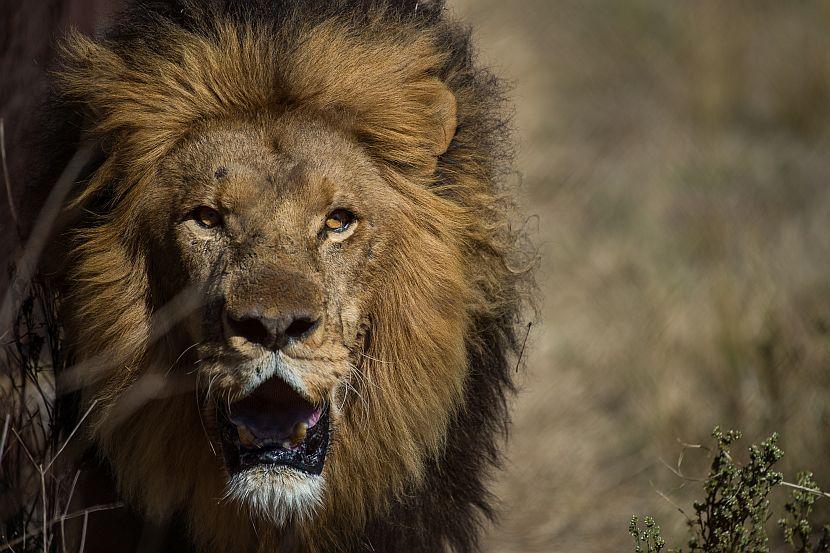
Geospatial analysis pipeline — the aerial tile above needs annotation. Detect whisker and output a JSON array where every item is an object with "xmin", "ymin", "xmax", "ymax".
[
  {"xmin": 354, "ymin": 350, "xmax": 391, "ymax": 365},
  {"xmin": 343, "ymin": 362, "xmax": 372, "ymax": 429},
  {"xmin": 205, "ymin": 372, "xmax": 219, "ymax": 402},
  {"xmin": 165, "ymin": 341, "xmax": 202, "ymax": 376},
  {"xmin": 196, "ymin": 377, "xmax": 217, "ymax": 456}
]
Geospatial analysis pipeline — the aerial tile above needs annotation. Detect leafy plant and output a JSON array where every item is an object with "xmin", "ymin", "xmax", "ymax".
[
  {"xmin": 631, "ymin": 428, "xmax": 829, "ymax": 553},
  {"xmin": 630, "ymin": 515, "xmax": 667, "ymax": 553},
  {"xmin": 779, "ymin": 472, "xmax": 830, "ymax": 553}
]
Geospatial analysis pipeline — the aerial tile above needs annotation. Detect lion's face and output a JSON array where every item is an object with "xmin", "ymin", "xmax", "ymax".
[{"xmin": 144, "ymin": 112, "xmax": 407, "ymax": 519}]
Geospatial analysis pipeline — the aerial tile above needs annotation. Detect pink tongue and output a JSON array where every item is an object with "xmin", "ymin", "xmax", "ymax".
[{"xmin": 229, "ymin": 376, "xmax": 320, "ymax": 440}]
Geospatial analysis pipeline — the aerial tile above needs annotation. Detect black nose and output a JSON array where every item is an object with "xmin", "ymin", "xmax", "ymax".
[{"xmin": 225, "ymin": 310, "xmax": 320, "ymax": 350}]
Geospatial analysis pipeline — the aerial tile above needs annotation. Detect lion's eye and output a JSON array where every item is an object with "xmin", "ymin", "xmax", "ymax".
[
  {"xmin": 193, "ymin": 206, "xmax": 222, "ymax": 229},
  {"xmin": 325, "ymin": 209, "xmax": 355, "ymax": 234}
]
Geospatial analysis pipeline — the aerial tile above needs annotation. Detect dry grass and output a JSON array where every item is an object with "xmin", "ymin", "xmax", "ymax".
[
  {"xmin": 0, "ymin": 126, "xmax": 122, "ymax": 550},
  {"xmin": 0, "ymin": 277, "xmax": 123, "ymax": 553},
  {"xmin": 447, "ymin": 0, "xmax": 830, "ymax": 550},
  {"xmin": 0, "ymin": 254, "xmax": 136, "ymax": 553}
]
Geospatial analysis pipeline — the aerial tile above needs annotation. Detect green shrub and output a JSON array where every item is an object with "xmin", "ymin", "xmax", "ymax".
[{"xmin": 631, "ymin": 427, "xmax": 830, "ymax": 553}]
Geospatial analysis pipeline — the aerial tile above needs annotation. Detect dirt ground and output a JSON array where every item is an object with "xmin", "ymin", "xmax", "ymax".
[{"xmin": 449, "ymin": 1, "xmax": 830, "ymax": 551}]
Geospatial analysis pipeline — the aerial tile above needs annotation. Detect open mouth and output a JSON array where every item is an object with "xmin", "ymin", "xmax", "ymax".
[{"xmin": 217, "ymin": 376, "xmax": 330, "ymax": 476}]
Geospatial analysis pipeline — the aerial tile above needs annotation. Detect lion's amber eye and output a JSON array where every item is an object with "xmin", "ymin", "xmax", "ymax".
[
  {"xmin": 325, "ymin": 209, "xmax": 355, "ymax": 234},
  {"xmin": 193, "ymin": 206, "xmax": 222, "ymax": 229}
]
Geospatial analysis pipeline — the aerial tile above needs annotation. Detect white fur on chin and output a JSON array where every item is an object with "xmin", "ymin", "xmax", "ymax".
[{"xmin": 224, "ymin": 466, "xmax": 324, "ymax": 525}]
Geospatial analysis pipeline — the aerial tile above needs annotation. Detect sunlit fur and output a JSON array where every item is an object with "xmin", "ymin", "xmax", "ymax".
[{"xmin": 41, "ymin": 1, "xmax": 529, "ymax": 552}]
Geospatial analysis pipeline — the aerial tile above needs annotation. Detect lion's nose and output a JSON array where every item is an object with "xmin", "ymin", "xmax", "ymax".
[{"xmin": 225, "ymin": 310, "xmax": 320, "ymax": 350}]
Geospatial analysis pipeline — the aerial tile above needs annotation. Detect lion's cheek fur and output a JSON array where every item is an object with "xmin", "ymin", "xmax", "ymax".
[
  {"xmin": 59, "ymin": 211, "xmax": 225, "ymax": 526},
  {"xmin": 103, "ymin": 399, "xmax": 217, "ymax": 516},
  {"xmin": 104, "ymin": 401, "xmax": 269, "ymax": 553},
  {"xmin": 313, "ymin": 223, "xmax": 471, "ymax": 538},
  {"xmin": 64, "ymin": 228, "xmax": 149, "ymax": 424}
]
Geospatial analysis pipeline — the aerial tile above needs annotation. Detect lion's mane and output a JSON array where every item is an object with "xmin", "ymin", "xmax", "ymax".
[{"xmin": 33, "ymin": 1, "xmax": 528, "ymax": 551}]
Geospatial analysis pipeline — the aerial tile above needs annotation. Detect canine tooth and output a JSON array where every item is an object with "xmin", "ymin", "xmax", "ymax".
[
  {"xmin": 290, "ymin": 422, "xmax": 308, "ymax": 445},
  {"xmin": 237, "ymin": 425, "xmax": 256, "ymax": 448}
]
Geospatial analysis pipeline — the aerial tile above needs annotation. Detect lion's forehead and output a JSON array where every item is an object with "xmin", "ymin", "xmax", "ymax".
[
  {"xmin": 180, "ymin": 114, "xmax": 368, "ymax": 178},
  {"xmin": 165, "ymin": 115, "xmax": 381, "ymax": 220}
]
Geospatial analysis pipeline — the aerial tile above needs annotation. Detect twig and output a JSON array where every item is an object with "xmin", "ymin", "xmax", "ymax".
[
  {"xmin": 780, "ymin": 480, "xmax": 830, "ymax": 500},
  {"xmin": 41, "ymin": 471, "xmax": 47, "ymax": 553},
  {"xmin": 61, "ymin": 470, "xmax": 82, "ymax": 553},
  {"xmin": 44, "ymin": 400, "xmax": 98, "ymax": 473},
  {"xmin": 651, "ymin": 481, "xmax": 694, "ymax": 525},
  {"xmin": 0, "ymin": 144, "xmax": 94, "ymax": 333},
  {"xmin": 10, "ymin": 426, "xmax": 38, "ymax": 470},
  {"xmin": 0, "ymin": 415, "xmax": 9, "ymax": 466},
  {"xmin": 78, "ymin": 512, "xmax": 89, "ymax": 553},
  {"xmin": 0, "ymin": 503, "xmax": 123, "ymax": 551},
  {"xmin": 515, "ymin": 321, "xmax": 532, "ymax": 372},
  {"xmin": 659, "ymin": 457, "xmax": 704, "ymax": 483},
  {"xmin": 0, "ymin": 118, "xmax": 18, "ymax": 227},
  {"xmin": 659, "ymin": 438, "xmax": 709, "ymax": 483}
]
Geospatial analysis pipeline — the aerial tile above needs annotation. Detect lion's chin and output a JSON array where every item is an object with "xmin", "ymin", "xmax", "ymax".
[{"xmin": 224, "ymin": 465, "xmax": 325, "ymax": 524}]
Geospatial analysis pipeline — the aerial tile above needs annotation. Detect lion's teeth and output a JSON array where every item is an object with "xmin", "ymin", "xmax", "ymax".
[
  {"xmin": 291, "ymin": 421, "xmax": 308, "ymax": 446},
  {"xmin": 237, "ymin": 425, "xmax": 257, "ymax": 448},
  {"xmin": 237, "ymin": 421, "xmax": 310, "ymax": 449}
]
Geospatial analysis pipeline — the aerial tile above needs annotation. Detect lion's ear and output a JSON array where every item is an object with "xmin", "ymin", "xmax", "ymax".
[{"xmin": 431, "ymin": 81, "xmax": 457, "ymax": 157}]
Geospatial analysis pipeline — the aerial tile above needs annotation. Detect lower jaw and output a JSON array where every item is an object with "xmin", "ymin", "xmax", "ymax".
[{"xmin": 222, "ymin": 465, "xmax": 327, "ymax": 528}]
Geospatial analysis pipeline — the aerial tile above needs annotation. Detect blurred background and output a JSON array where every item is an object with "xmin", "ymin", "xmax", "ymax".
[
  {"xmin": 3, "ymin": 1, "xmax": 830, "ymax": 551},
  {"xmin": 447, "ymin": 1, "xmax": 830, "ymax": 550}
]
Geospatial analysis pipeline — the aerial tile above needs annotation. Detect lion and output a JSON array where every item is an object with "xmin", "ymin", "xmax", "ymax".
[{"xmin": 28, "ymin": 0, "xmax": 527, "ymax": 551}]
